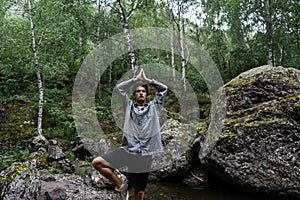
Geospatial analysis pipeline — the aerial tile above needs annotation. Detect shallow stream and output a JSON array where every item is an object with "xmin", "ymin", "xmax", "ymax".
[{"xmin": 144, "ymin": 181, "xmax": 273, "ymax": 200}]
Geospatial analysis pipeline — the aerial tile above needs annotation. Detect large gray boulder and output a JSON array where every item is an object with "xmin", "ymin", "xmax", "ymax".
[
  {"xmin": 200, "ymin": 66, "xmax": 300, "ymax": 198},
  {"xmin": 150, "ymin": 119, "xmax": 198, "ymax": 181}
]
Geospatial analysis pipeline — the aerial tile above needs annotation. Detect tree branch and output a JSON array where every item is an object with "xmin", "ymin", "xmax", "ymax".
[
  {"xmin": 191, "ymin": 172, "xmax": 206, "ymax": 183},
  {"xmin": 117, "ymin": 0, "xmax": 126, "ymax": 23},
  {"xmin": 126, "ymin": 0, "xmax": 138, "ymax": 21}
]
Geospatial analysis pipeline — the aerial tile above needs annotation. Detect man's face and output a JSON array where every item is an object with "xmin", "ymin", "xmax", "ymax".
[{"xmin": 134, "ymin": 86, "xmax": 147, "ymax": 102}]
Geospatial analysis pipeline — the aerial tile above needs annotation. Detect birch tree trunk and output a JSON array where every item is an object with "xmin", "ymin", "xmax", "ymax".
[
  {"xmin": 117, "ymin": 0, "xmax": 138, "ymax": 76},
  {"xmin": 78, "ymin": 0, "xmax": 86, "ymax": 66},
  {"xmin": 264, "ymin": 0, "xmax": 274, "ymax": 66},
  {"xmin": 106, "ymin": 32, "xmax": 113, "ymax": 88},
  {"xmin": 27, "ymin": 0, "xmax": 43, "ymax": 137},
  {"xmin": 179, "ymin": 12, "xmax": 187, "ymax": 119},
  {"xmin": 95, "ymin": 0, "xmax": 101, "ymax": 98},
  {"xmin": 279, "ymin": 45, "xmax": 283, "ymax": 65},
  {"xmin": 167, "ymin": 0, "xmax": 176, "ymax": 85},
  {"xmin": 153, "ymin": 2, "xmax": 160, "ymax": 60}
]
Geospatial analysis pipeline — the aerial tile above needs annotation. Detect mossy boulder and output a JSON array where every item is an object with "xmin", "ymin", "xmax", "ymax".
[
  {"xmin": 0, "ymin": 100, "xmax": 37, "ymax": 144},
  {"xmin": 200, "ymin": 66, "xmax": 300, "ymax": 198},
  {"xmin": 0, "ymin": 150, "xmax": 48, "ymax": 200},
  {"xmin": 0, "ymin": 135, "xmax": 49, "ymax": 199}
]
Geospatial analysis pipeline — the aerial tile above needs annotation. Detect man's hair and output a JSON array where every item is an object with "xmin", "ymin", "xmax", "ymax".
[{"xmin": 132, "ymin": 84, "xmax": 149, "ymax": 96}]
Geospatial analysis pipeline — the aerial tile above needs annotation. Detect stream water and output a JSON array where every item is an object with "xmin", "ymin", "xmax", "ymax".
[{"xmin": 144, "ymin": 181, "xmax": 273, "ymax": 200}]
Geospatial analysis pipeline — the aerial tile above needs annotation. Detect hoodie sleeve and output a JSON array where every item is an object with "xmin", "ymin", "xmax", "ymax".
[
  {"xmin": 116, "ymin": 78, "xmax": 135, "ymax": 110},
  {"xmin": 150, "ymin": 79, "xmax": 168, "ymax": 106}
]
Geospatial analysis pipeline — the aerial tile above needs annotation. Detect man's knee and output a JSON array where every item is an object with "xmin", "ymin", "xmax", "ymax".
[
  {"xmin": 92, "ymin": 156, "xmax": 105, "ymax": 168},
  {"xmin": 134, "ymin": 190, "xmax": 144, "ymax": 198}
]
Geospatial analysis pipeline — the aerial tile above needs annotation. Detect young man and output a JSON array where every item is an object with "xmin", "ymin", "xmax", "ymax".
[{"xmin": 92, "ymin": 68, "xmax": 168, "ymax": 200}]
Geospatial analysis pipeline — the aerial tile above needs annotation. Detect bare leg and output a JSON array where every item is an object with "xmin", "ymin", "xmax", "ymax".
[
  {"xmin": 133, "ymin": 190, "xmax": 144, "ymax": 200},
  {"xmin": 92, "ymin": 156, "xmax": 122, "ymax": 188}
]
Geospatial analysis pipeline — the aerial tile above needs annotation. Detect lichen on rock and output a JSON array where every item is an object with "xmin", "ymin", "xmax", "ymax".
[
  {"xmin": 0, "ymin": 100, "xmax": 37, "ymax": 144},
  {"xmin": 200, "ymin": 65, "xmax": 300, "ymax": 198},
  {"xmin": 0, "ymin": 159, "xmax": 41, "ymax": 200}
]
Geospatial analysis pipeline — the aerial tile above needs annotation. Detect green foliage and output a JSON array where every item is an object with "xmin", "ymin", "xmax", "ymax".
[
  {"xmin": 42, "ymin": 108, "xmax": 76, "ymax": 141},
  {"xmin": 0, "ymin": 1, "xmax": 299, "ymax": 172},
  {"xmin": 200, "ymin": 0, "xmax": 300, "ymax": 80},
  {"xmin": 191, "ymin": 120, "xmax": 208, "ymax": 135},
  {"xmin": 65, "ymin": 150, "xmax": 76, "ymax": 162},
  {"xmin": 73, "ymin": 159, "xmax": 93, "ymax": 177},
  {"xmin": 74, "ymin": 168, "xmax": 88, "ymax": 177},
  {"xmin": 0, "ymin": 15, "xmax": 33, "ymax": 99},
  {"xmin": 0, "ymin": 142, "xmax": 29, "ymax": 171},
  {"xmin": 47, "ymin": 166, "xmax": 63, "ymax": 174}
]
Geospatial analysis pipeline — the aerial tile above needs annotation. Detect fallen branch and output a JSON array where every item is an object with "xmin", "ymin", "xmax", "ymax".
[{"xmin": 191, "ymin": 171, "xmax": 206, "ymax": 182}]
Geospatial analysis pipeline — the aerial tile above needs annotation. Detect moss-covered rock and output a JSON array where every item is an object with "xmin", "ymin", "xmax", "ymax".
[
  {"xmin": 201, "ymin": 66, "xmax": 300, "ymax": 199},
  {"xmin": 0, "ymin": 100, "xmax": 37, "ymax": 144},
  {"xmin": 0, "ymin": 158, "xmax": 43, "ymax": 199},
  {"xmin": 0, "ymin": 138, "xmax": 49, "ymax": 199}
]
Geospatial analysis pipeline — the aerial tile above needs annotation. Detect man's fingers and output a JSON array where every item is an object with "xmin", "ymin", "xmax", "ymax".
[
  {"xmin": 142, "ymin": 69, "xmax": 147, "ymax": 78},
  {"xmin": 135, "ymin": 69, "xmax": 142, "ymax": 79},
  {"xmin": 135, "ymin": 68, "xmax": 150, "ymax": 82}
]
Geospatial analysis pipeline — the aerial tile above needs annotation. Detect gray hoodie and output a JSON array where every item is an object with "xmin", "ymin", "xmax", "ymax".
[{"xmin": 116, "ymin": 78, "xmax": 168, "ymax": 155}]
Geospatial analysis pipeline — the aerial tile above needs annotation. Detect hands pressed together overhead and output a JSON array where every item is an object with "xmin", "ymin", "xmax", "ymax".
[{"xmin": 134, "ymin": 68, "xmax": 152, "ymax": 83}]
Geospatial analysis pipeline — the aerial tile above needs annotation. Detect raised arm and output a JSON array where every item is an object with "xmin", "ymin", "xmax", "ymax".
[
  {"xmin": 135, "ymin": 68, "xmax": 168, "ymax": 105},
  {"xmin": 116, "ymin": 69, "xmax": 149, "ymax": 97},
  {"xmin": 116, "ymin": 78, "xmax": 135, "ymax": 98},
  {"xmin": 116, "ymin": 68, "xmax": 168, "ymax": 106},
  {"xmin": 151, "ymin": 79, "xmax": 168, "ymax": 105}
]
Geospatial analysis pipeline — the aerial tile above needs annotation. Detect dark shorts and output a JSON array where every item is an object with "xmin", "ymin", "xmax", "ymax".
[
  {"xmin": 128, "ymin": 172, "xmax": 150, "ymax": 191},
  {"xmin": 101, "ymin": 148, "xmax": 152, "ymax": 191}
]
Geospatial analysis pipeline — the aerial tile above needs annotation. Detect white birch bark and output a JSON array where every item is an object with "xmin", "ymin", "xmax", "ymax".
[
  {"xmin": 264, "ymin": 0, "xmax": 274, "ymax": 66},
  {"xmin": 279, "ymin": 45, "xmax": 283, "ymax": 65},
  {"xmin": 95, "ymin": 0, "xmax": 101, "ymax": 98},
  {"xmin": 173, "ymin": 1, "xmax": 188, "ymax": 118},
  {"xmin": 153, "ymin": 2, "xmax": 160, "ymax": 60},
  {"xmin": 167, "ymin": 0, "xmax": 176, "ymax": 85},
  {"xmin": 117, "ymin": 0, "xmax": 138, "ymax": 76},
  {"xmin": 27, "ymin": 0, "xmax": 43, "ymax": 136},
  {"xmin": 179, "ymin": 13, "xmax": 187, "ymax": 118}
]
